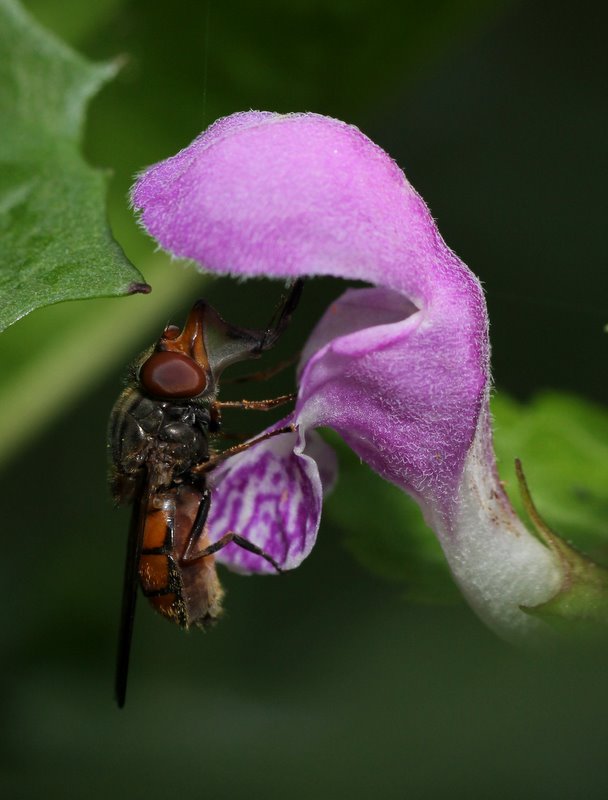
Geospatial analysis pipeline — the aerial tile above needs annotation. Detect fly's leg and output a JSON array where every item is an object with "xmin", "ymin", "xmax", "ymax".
[
  {"xmin": 193, "ymin": 423, "xmax": 296, "ymax": 474},
  {"xmin": 183, "ymin": 530, "xmax": 283, "ymax": 574},
  {"xmin": 213, "ymin": 393, "xmax": 296, "ymax": 412},
  {"xmin": 209, "ymin": 395, "xmax": 295, "ymax": 436},
  {"xmin": 181, "ymin": 487, "xmax": 282, "ymax": 573},
  {"xmin": 173, "ymin": 485, "xmax": 212, "ymax": 564},
  {"xmin": 252, "ymin": 278, "xmax": 304, "ymax": 354},
  {"xmin": 222, "ymin": 353, "xmax": 300, "ymax": 384}
]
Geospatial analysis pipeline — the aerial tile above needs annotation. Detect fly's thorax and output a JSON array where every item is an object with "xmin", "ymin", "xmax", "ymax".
[{"xmin": 109, "ymin": 388, "xmax": 212, "ymax": 501}]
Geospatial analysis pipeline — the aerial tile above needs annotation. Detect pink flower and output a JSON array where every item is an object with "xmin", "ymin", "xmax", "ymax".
[{"xmin": 132, "ymin": 112, "xmax": 563, "ymax": 639}]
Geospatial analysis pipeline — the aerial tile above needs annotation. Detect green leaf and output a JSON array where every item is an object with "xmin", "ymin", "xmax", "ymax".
[
  {"xmin": 514, "ymin": 458, "xmax": 608, "ymax": 636},
  {"xmin": 324, "ymin": 393, "xmax": 608, "ymax": 604},
  {"xmin": 0, "ymin": 0, "xmax": 146, "ymax": 332},
  {"xmin": 492, "ymin": 392, "xmax": 608, "ymax": 565}
]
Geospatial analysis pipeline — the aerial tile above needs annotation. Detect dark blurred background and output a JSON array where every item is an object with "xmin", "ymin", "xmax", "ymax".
[{"xmin": 1, "ymin": 1, "xmax": 607, "ymax": 797}]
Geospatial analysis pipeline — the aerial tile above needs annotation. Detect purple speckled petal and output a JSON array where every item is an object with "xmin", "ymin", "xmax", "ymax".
[
  {"xmin": 133, "ymin": 113, "xmax": 562, "ymax": 638},
  {"xmin": 207, "ymin": 419, "xmax": 337, "ymax": 574}
]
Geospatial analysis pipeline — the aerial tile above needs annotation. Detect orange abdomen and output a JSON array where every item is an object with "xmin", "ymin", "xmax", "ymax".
[{"xmin": 139, "ymin": 485, "xmax": 224, "ymax": 629}]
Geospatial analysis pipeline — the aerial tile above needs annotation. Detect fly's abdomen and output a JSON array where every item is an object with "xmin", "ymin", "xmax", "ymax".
[{"xmin": 139, "ymin": 485, "xmax": 224, "ymax": 629}]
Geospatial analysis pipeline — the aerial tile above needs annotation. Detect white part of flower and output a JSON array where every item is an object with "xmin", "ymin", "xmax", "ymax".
[{"xmin": 436, "ymin": 407, "xmax": 562, "ymax": 640}]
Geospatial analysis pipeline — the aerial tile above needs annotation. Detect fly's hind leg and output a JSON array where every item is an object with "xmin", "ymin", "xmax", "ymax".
[
  {"xmin": 180, "ymin": 488, "xmax": 283, "ymax": 574},
  {"xmin": 183, "ymin": 531, "xmax": 283, "ymax": 574},
  {"xmin": 179, "ymin": 486, "xmax": 211, "ymax": 561}
]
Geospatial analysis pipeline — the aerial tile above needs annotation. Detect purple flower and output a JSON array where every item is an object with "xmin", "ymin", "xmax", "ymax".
[{"xmin": 132, "ymin": 112, "xmax": 563, "ymax": 640}]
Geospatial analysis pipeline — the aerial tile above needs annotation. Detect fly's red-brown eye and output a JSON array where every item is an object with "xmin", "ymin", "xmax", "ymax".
[{"xmin": 140, "ymin": 352, "xmax": 207, "ymax": 398}]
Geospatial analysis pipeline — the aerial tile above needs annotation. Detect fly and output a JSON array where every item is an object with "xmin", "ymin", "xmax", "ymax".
[{"xmin": 108, "ymin": 281, "xmax": 303, "ymax": 708}]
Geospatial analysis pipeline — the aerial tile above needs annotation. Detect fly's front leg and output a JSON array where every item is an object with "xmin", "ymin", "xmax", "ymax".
[
  {"xmin": 252, "ymin": 278, "xmax": 304, "ymax": 354},
  {"xmin": 193, "ymin": 423, "xmax": 297, "ymax": 474},
  {"xmin": 183, "ymin": 530, "xmax": 283, "ymax": 574}
]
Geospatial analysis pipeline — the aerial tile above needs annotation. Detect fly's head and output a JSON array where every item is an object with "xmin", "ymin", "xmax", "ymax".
[{"xmin": 137, "ymin": 299, "xmax": 276, "ymax": 409}]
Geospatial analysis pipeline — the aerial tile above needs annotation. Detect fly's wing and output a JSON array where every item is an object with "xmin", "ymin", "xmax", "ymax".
[{"xmin": 115, "ymin": 471, "xmax": 149, "ymax": 709}]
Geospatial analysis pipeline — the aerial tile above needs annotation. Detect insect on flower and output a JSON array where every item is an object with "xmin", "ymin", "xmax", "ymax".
[{"xmin": 108, "ymin": 280, "xmax": 303, "ymax": 707}]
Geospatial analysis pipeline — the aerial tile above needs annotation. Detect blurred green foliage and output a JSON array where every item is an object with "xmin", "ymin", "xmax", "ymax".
[
  {"xmin": 325, "ymin": 431, "xmax": 460, "ymax": 604},
  {"xmin": 493, "ymin": 393, "xmax": 608, "ymax": 561}
]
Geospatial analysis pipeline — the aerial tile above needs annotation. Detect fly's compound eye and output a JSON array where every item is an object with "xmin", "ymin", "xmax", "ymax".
[{"xmin": 140, "ymin": 352, "xmax": 207, "ymax": 398}]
